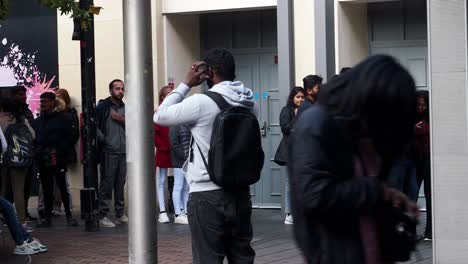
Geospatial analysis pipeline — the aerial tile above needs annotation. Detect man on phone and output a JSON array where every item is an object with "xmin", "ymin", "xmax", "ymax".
[{"xmin": 154, "ymin": 49, "xmax": 257, "ymax": 264}]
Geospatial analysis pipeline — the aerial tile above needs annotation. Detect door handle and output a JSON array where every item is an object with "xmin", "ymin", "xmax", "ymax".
[
  {"xmin": 260, "ymin": 121, "xmax": 267, "ymax": 137},
  {"xmin": 266, "ymin": 95, "xmax": 271, "ymax": 128}
]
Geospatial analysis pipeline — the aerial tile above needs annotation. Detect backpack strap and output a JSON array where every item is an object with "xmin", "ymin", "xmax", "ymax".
[
  {"xmin": 189, "ymin": 136, "xmax": 210, "ymax": 174},
  {"xmin": 205, "ymin": 91, "xmax": 230, "ymax": 111}
]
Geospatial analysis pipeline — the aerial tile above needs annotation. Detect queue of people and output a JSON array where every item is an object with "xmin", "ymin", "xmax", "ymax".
[{"xmin": 0, "ymin": 48, "xmax": 432, "ymax": 263}]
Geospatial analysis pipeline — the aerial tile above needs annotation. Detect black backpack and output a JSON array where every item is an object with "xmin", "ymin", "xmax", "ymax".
[
  {"xmin": 3, "ymin": 122, "xmax": 33, "ymax": 168},
  {"xmin": 196, "ymin": 91, "xmax": 264, "ymax": 190}
]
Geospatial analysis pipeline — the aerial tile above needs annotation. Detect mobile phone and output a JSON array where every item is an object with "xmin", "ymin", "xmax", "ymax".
[
  {"xmin": 196, "ymin": 63, "xmax": 209, "ymax": 74},
  {"xmin": 196, "ymin": 62, "xmax": 210, "ymax": 80}
]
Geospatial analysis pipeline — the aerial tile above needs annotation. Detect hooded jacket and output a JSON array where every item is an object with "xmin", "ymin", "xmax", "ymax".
[{"xmin": 154, "ymin": 81, "xmax": 257, "ymax": 193}]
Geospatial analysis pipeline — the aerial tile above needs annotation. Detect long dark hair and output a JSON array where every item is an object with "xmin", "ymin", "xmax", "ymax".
[
  {"xmin": 416, "ymin": 90, "xmax": 429, "ymax": 123},
  {"xmin": 318, "ymin": 55, "xmax": 417, "ymax": 159},
  {"xmin": 287, "ymin": 86, "xmax": 305, "ymax": 108}
]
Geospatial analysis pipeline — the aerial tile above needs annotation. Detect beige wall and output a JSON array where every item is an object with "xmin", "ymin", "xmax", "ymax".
[
  {"xmin": 162, "ymin": 0, "xmax": 276, "ymax": 14},
  {"xmin": 163, "ymin": 14, "xmax": 200, "ymax": 93},
  {"xmin": 334, "ymin": 1, "xmax": 369, "ymax": 71},
  {"xmin": 293, "ymin": 0, "xmax": 316, "ymax": 86},
  {"xmin": 57, "ymin": 0, "xmax": 165, "ymax": 207}
]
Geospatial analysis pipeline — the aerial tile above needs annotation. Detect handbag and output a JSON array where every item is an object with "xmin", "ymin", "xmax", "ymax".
[{"xmin": 273, "ymin": 137, "xmax": 288, "ymax": 166}]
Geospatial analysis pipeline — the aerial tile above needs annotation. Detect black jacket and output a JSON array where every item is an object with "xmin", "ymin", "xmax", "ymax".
[
  {"xmin": 288, "ymin": 105, "xmax": 385, "ymax": 264},
  {"xmin": 274, "ymin": 105, "xmax": 296, "ymax": 165},
  {"xmin": 32, "ymin": 111, "xmax": 73, "ymax": 167},
  {"xmin": 96, "ymin": 97, "xmax": 113, "ymax": 137},
  {"xmin": 169, "ymin": 125, "xmax": 191, "ymax": 168}
]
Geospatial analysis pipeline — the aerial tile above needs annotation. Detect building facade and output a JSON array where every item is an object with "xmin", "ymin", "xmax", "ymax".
[{"xmin": 57, "ymin": 1, "xmax": 467, "ymax": 262}]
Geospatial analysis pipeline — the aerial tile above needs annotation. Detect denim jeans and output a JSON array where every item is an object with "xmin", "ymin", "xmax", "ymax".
[
  {"xmin": 188, "ymin": 189, "xmax": 255, "ymax": 264},
  {"xmin": 284, "ymin": 172, "xmax": 291, "ymax": 214},
  {"xmin": 156, "ymin": 167, "xmax": 168, "ymax": 212},
  {"xmin": 173, "ymin": 168, "xmax": 189, "ymax": 215},
  {"xmin": 0, "ymin": 196, "xmax": 31, "ymax": 245},
  {"xmin": 387, "ymin": 158, "xmax": 419, "ymax": 201}
]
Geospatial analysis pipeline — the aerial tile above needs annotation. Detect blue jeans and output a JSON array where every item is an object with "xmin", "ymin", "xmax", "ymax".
[
  {"xmin": 284, "ymin": 172, "xmax": 291, "ymax": 214},
  {"xmin": 387, "ymin": 158, "xmax": 419, "ymax": 201},
  {"xmin": 157, "ymin": 168, "xmax": 169, "ymax": 212},
  {"xmin": 0, "ymin": 196, "xmax": 31, "ymax": 245},
  {"xmin": 173, "ymin": 168, "xmax": 189, "ymax": 215}
]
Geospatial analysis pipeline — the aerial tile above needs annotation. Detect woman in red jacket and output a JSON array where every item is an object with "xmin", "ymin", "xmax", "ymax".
[{"xmin": 155, "ymin": 86, "xmax": 173, "ymax": 223}]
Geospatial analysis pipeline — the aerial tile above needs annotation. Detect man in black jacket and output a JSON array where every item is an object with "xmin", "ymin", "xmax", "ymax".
[
  {"xmin": 96, "ymin": 79, "xmax": 127, "ymax": 228},
  {"xmin": 33, "ymin": 92, "xmax": 78, "ymax": 228}
]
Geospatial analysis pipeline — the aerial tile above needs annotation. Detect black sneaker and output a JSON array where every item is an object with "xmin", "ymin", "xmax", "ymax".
[
  {"xmin": 25, "ymin": 214, "xmax": 38, "ymax": 222},
  {"xmin": 67, "ymin": 217, "xmax": 79, "ymax": 227},
  {"xmin": 35, "ymin": 218, "xmax": 52, "ymax": 228}
]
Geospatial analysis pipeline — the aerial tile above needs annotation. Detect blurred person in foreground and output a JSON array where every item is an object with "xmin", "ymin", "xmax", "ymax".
[{"xmin": 288, "ymin": 55, "xmax": 419, "ymax": 264}]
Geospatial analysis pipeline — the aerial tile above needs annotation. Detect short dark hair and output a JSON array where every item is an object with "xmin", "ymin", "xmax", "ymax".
[
  {"xmin": 203, "ymin": 48, "xmax": 236, "ymax": 81},
  {"xmin": 287, "ymin": 86, "xmax": 305, "ymax": 107},
  {"xmin": 109, "ymin": 79, "xmax": 124, "ymax": 90},
  {"xmin": 303, "ymin": 75, "xmax": 323, "ymax": 90},
  {"xmin": 40, "ymin": 91, "xmax": 56, "ymax": 101}
]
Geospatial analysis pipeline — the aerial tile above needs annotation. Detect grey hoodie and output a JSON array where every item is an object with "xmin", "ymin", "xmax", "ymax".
[{"xmin": 154, "ymin": 81, "xmax": 257, "ymax": 193}]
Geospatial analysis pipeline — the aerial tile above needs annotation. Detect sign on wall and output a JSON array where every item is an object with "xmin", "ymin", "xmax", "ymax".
[{"xmin": 0, "ymin": 0, "xmax": 59, "ymax": 115}]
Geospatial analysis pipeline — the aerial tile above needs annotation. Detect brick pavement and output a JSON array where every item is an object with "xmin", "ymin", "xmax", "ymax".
[{"xmin": 0, "ymin": 210, "xmax": 432, "ymax": 264}]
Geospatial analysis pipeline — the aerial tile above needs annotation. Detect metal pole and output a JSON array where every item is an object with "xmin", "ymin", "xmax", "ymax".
[
  {"xmin": 122, "ymin": 0, "xmax": 157, "ymax": 263},
  {"xmin": 79, "ymin": 0, "xmax": 99, "ymax": 232},
  {"xmin": 277, "ymin": 0, "xmax": 295, "ymax": 215}
]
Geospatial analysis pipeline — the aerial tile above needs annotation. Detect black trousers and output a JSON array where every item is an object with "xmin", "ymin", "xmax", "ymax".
[
  {"xmin": 417, "ymin": 157, "xmax": 432, "ymax": 237},
  {"xmin": 188, "ymin": 189, "xmax": 255, "ymax": 264},
  {"xmin": 39, "ymin": 165, "xmax": 72, "ymax": 218}
]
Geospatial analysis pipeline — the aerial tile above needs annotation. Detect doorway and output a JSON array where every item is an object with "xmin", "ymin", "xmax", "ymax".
[{"xmin": 200, "ymin": 10, "xmax": 282, "ymax": 207}]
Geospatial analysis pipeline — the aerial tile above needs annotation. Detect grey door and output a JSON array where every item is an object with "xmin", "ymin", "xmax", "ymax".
[{"xmin": 235, "ymin": 53, "xmax": 281, "ymax": 208}]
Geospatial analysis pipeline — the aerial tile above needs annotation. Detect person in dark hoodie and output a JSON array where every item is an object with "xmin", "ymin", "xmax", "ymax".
[
  {"xmin": 32, "ymin": 92, "xmax": 78, "ymax": 228},
  {"xmin": 154, "ymin": 48, "xmax": 257, "ymax": 264},
  {"xmin": 169, "ymin": 124, "xmax": 191, "ymax": 225},
  {"xmin": 288, "ymin": 55, "xmax": 419, "ymax": 264},
  {"xmin": 96, "ymin": 79, "xmax": 127, "ymax": 228}
]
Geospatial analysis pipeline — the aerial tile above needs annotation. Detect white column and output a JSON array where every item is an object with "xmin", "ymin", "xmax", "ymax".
[{"xmin": 428, "ymin": 0, "xmax": 468, "ymax": 262}]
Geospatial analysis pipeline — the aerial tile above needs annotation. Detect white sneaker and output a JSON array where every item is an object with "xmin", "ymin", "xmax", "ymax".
[
  {"xmin": 28, "ymin": 238, "xmax": 48, "ymax": 253},
  {"xmin": 284, "ymin": 214, "xmax": 293, "ymax": 225},
  {"xmin": 174, "ymin": 214, "xmax": 189, "ymax": 225},
  {"xmin": 158, "ymin": 212, "xmax": 170, "ymax": 224},
  {"xmin": 99, "ymin": 217, "xmax": 116, "ymax": 228},
  {"xmin": 14, "ymin": 242, "xmax": 39, "ymax": 255},
  {"xmin": 116, "ymin": 214, "xmax": 129, "ymax": 224}
]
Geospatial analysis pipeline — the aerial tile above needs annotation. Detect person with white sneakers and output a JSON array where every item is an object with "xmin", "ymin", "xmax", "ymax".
[
  {"xmin": 169, "ymin": 124, "xmax": 191, "ymax": 225},
  {"xmin": 96, "ymin": 79, "xmax": 128, "ymax": 228},
  {"xmin": 154, "ymin": 86, "xmax": 174, "ymax": 224},
  {"xmin": 0, "ymin": 196, "xmax": 48, "ymax": 255}
]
